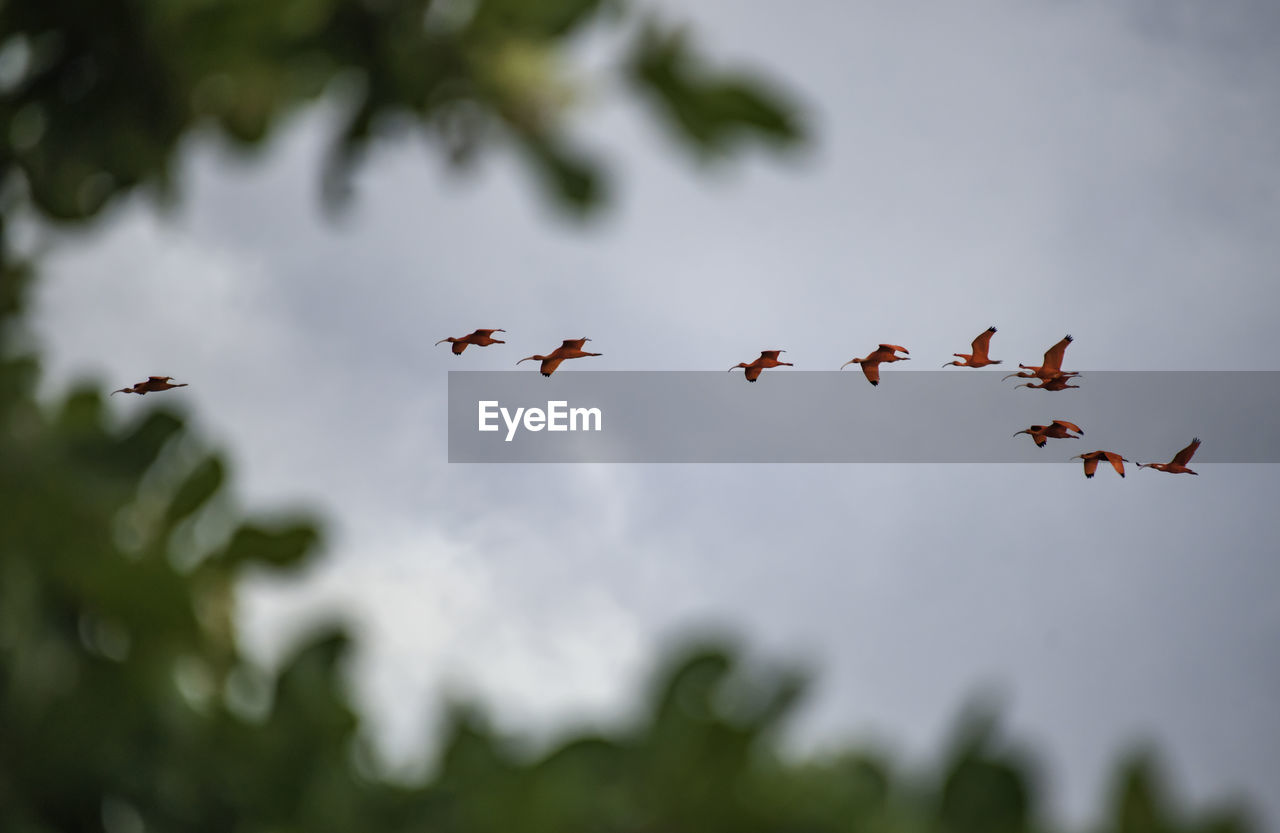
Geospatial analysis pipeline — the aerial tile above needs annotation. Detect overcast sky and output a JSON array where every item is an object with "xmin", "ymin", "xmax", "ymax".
[{"xmin": 30, "ymin": 0, "xmax": 1280, "ymax": 827}]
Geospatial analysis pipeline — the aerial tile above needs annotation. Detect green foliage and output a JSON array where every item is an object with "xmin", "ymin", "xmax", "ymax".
[
  {"xmin": 0, "ymin": 0, "xmax": 805, "ymax": 222},
  {"xmin": 0, "ymin": 355, "xmax": 1263, "ymax": 830},
  {"xmin": 628, "ymin": 21, "xmax": 804, "ymax": 156}
]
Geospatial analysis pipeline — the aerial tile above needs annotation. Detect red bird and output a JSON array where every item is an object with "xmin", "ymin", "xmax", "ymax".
[
  {"xmin": 1014, "ymin": 420, "xmax": 1084, "ymax": 448},
  {"xmin": 436, "ymin": 328, "xmax": 506, "ymax": 355},
  {"xmin": 112, "ymin": 376, "xmax": 188, "ymax": 396},
  {"xmin": 942, "ymin": 327, "xmax": 1002, "ymax": 368},
  {"xmin": 841, "ymin": 344, "xmax": 910, "ymax": 386},
  {"xmin": 1015, "ymin": 376, "xmax": 1080, "ymax": 391},
  {"xmin": 1138, "ymin": 438, "xmax": 1201, "ymax": 475},
  {"xmin": 1071, "ymin": 450, "xmax": 1129, "ymax": 479},
  {"xmin": 517, "ymin": 338, "xmax": 601, "ymax": 377},
  {"xmin": 1004, "ymin": 334, "xmax": 1077, "ymax": 382},
  {"xmin": 730, "ymin": 350, "xmax": 792, "ymax": 382}
]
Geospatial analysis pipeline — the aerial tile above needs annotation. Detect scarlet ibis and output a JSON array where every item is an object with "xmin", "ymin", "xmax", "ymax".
[
  {"xmin": 730, "ymin": 350, "xmax": 792, "ymax": 382},
  {"xmin": 1015, "ymin": 376, "xmax": 1080, "ymax": 391},
  {"xmin": 1071, "ymin": 450, "xmax": 1129, "ymax": 479},
  {"xmin": 436, "ymin": 328, "xmax": 506, "ymax": 355},
  {"xmin": 841, "ymin": 344, "xmax": 910, "ymax": 386},
  {"xmin": 942, "ymin": 327, "xmax": 1002, "ymax": 368},
  {"xmin": 1138, "ymin": 438, "xmax": 1201, "ymax": 475},
  {"xmin": 111, "ymin": 376, "xmax": 188, "ymax": 396},
  {"xmin": 1014, "ymin": 419, "xmax": 1083, "ymax": 448},
  {"xmin": 1004, "ymin": 334, "xmax": 1076, "ymax": 382},
  {"xmin": 517, "ymin": 338, "xmax": 602, "ymax": 377}
]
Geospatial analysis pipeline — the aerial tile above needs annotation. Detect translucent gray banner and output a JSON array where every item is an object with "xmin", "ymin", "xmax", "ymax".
[{"xmin": 447, "ymin": 371, "xmax": 1278, "ymax": 463}]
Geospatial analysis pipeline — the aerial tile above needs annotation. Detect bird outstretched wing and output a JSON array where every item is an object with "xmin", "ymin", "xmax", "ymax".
[
  {"xmin": 1172, "ymin": 438, "xmax": 1201, "ymax": 466},
  {"xmin": 1043, "ymin": 335, "xmax": 1073, "ymax": 371},
  {"xmin": 971, "ymin": 327, "xmax": 996, "ymax": 359}
]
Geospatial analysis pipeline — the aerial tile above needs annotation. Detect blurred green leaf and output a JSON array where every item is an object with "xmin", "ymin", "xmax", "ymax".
[
  {"xmin": 113, "ymin": 410, "xmax": 185, "ymax": 478},
  {"xmin": 940, "ymin": 756, "xmax": 1031, "ymax": 833},
  {"xmin": 628, "ymin": 21, "xmax": 805, "ymax": 156},
  {"xmin": 469, "ymin": 0, "xmax": 610, "ymax": 39},
  {"xmin": 165, "ymin": 455, "xmax": 224, "ymax": 527},
  {"xmin": 219, "ymin": 522, "xmax": 319, "ymax": 570},
  {"xmin": 0, "ymin": 0, "xmax": 804, "ymax": 224},
  {"xmin": 933, "ymin": 700, "xmax": 1035, "ymax": 833},
  {"xmin": 1112, "ymin": 751, "xmax": 1175, "ymax": 833}
]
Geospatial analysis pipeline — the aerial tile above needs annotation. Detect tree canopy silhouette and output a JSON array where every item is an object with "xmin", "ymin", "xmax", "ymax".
[{"xmin": 0, "ymin": 0, "xmax": 803, "ymax": 227}]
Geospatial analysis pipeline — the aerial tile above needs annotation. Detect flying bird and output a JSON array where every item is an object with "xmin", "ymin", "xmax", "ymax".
[
  {"xmin": 517, "ymin": 337, "xmax": 601, "ymax": 377},
  {"xmin": 435, "ymin": 328, "xmax": 506, "ymax": 355},
  {"xmin": 1138, "ymin": 437, "xmax": 1201, "ymax": 475},
  {"xmin": 841, "ymin": 344, "xmax": 910, "ymax": 386},
  {"xmin": 1014, "ymin": 419, "xmax": 1084, "ymax": 448},
  {"xmin": 111, "ymin": 376, "xmax": 189, "ymax": 396},
  {"xmin": 1004, "ymin": 334, "xmax": 1076, "ymax": 382},
  {"xmin": 730, "ymin": 350, "xmax": 792, "ymax": 382},
  {"xmin": 1015, "ymin": 376, "xmax": 1080, "ymax": 391},
  {"xmin": 1071, "ymin": 450, "xmax": 1129, "ymax": 479},
  {"xmin": 942, "ymin": 327, "xmax": 1002, "ymax": 368}
]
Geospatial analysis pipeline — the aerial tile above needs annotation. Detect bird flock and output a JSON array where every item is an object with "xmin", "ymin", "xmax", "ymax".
[{"xmin": 112, "ymin": 326, "xmax": 1203, "ymax": 478}]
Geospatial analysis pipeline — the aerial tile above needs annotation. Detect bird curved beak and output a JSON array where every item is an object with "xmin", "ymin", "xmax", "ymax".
[
  {"xmin": 434, "ymin": 338, "xmax": 449, "ymax": 345},
  {"xmin": 840, "ymin": 360, "xmax": 855, "ymax": 370}
]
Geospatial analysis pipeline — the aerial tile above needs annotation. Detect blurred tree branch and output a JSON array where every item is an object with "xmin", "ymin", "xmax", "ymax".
[{"xmin": 0, "ymin": 0, "xmax": 805, "ymax": 228}]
